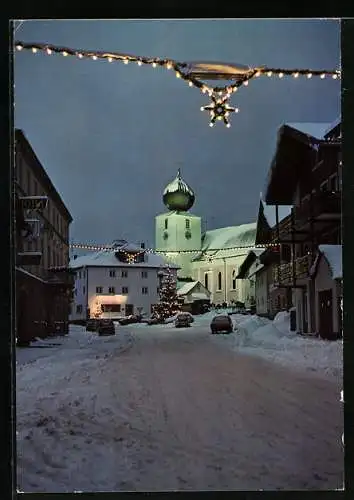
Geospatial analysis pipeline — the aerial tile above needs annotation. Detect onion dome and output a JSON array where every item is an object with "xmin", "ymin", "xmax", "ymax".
[{"xmin": 163, "ymin": 169, "xmax": 195, "ymax": 211}]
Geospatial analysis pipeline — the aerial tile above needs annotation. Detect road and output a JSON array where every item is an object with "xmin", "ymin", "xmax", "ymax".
[{"xmin": 16, "ymin": 324, "xmax": 343, "ymax": 492}]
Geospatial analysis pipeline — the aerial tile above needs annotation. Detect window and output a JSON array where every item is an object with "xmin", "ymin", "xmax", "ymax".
[
  {"xmin": 185, "ymin": 218, "xmax": 190, "ymax": 229},
  {"xmin": 232, "ymin": 269, "xmax": 237, "ymax": 290},
  {"xmin": 76, "ymin": 305, "xmax": 83, "ymax": 314},
  {"xmin": 141, "ymin": 271, "xmax": 148, "ymax": 278},
  {"xmin": 96, "ymin": 286, "xmax": 103, "ymax": 294},
  {"xmin": 122, "ymin": 270, "xmax": 128, "ymax": 278},
  {"xmin": 109, "ymin": 269, "xmax": 116, "ymax": 277},
  {"xmin": 142, "ymin": 287, "xmax": 148, "ymax": 295},
  {"xmin": 108, "ymin": 286, "xmax": 115, "ymax": 294},
  {"xmin": 83, "ymin": 286, "xmax": 86, "ymax": 295},
  {"xmin": 122, "ymin": 287, "xmax": 129, "ymax": 294},
  {"xmin": 164, "ymin": 218, "xmax": 168, "ymax": 229},
  {"xmin": 101, "ymin": 304, "xmax": 121, "ymax": 313},
  {"xmin": 217, "ymin": 272, "xmax": 222, "ymax": 291},
  {"xmin": 204, "ymin": 273, "xmax": 209, "ymax": 290}
]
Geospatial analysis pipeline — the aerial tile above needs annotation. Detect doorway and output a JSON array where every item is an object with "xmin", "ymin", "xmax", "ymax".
[
  {"xmin": 318, "ymin": 289, "xmax": 333, "ymax": 339},
  {"xmin": 125, "ymin": 304, "xmax": 134, "ymax": 316}
]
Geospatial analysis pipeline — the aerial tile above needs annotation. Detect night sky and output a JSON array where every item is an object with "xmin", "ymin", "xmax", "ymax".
[{"xmin": 14, "ymin": 19, "xmax": 341, "ymax": 249}]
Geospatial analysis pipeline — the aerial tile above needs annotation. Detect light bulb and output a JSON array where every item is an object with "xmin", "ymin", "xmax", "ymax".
[
  {"xmin": 320, "ymin": 73, "xmax": 325, "ymax": 79},
  {"xmin": 225, "ymin": 111, "xmax": 230, "ymax": 117},
  {"xmin": 166, "ymin": 62, "xmax": 172, "ymax": 69},
  {"xmin": 152, "ymin": 62, "xmax": 157, "ymax": 68},
  {"xmin": 16, "ymin": 44, "xmax": 23, "ymax": 51},
  {"xmin": 107, "ymin": 57, "xmax": 113, "ymax": 62},
  {"xmin": 62, "ymin": 51, "xmax": 68, "ymax": 57},
  {"xmin": 333, "ymin": 74, "xmax": 338, "ymax": 79},
  {"xmin": 77, "ymin": 53, "xmax": 83, "ymax": 59},
  {"xmin": 189, "ymin": 81, "xmax": 193, "ymax": 87},
  {"xmin": 32, "ymin": 47, "xmax": 38, "ymax": 53},
  {"xmin": 123, "ymin": 59, "xmax": 129, "ymax": 64},
  {"xmin": 243, "ymin": 80, "xmax": 249, "ymax": 86},
  {"xmin": 176, "ymin": 72, "xmax": 181, "ymax": 78},
  {"xmin": 279, "ymin": 72, "xmax": 284, "ymax": 78},
  {"xmin": 267, "ymin": 71, "xmax": 272, "ymax": 77},
  {"xmin": 255, "ymin": 71, "xmax": 261, "ymax": 77},
  {"xmin": 293, "ymin": 72, "xmax": 299, "ymax": 78},
  {"xmin": 137, "ymin": 60, "xmax": 142, "ymax": 66},
  {"xmin": 307, "ymin": 73, "xmax": 312, "ymax": 78},
  {"xmin": 217, "ymin": 116, "xmax": 222, "ymax": 120},
  {"xmin": 201, "ymin": 87, "xmax": 207, "ymax": 93},
  {"xmin": 235, "ymin": 108, "xmax": 239, "ymax": 113},
  {"xmin": 233, "ymin": 87, "xmax": 238, "ymax": 92},
  {"xmin": 46, "ymin": 48, "xmax": 52, "ymax": 55},
  {"xmin": 209, "ymin": 123, "xmax": 214, "ymax": 127},
  {"xmin": 200, "ymin": 106, "xmax": 205, "ymax": 111}
]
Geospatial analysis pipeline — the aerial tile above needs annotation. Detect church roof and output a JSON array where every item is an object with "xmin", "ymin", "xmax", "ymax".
[{"xmin": 193, "ymin": 222, "xmax": 257, "ymax": 261}]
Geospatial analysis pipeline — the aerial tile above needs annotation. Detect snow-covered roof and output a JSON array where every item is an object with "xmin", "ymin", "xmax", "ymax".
[
  {"xmin": 285, "ymin": 122, "xmax": 332, "ymax": 140},
  {"xmin": 319, "ymin": 244, "xmax": 342, "ymax": 279},
  {"xmin": 70, "ymin": 248, "xmax": 179, "ymax": 269},
  {"xmin": 261, "ymin": 200, "xmax": 292, "ymax": 228},
  {"xmin": 177, "ymin": 281, "xmax": 199, "ymax": 296},
  {"xmin": 324, "ymin": 116, "xmax": 341, "ymax": 137},
  {"xmin": 202, "ymin": 223, "xmax": 257, "ymax": 251}
]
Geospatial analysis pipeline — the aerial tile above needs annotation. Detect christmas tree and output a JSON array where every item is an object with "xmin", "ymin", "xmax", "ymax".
[{"xmin": 153, "ymin": 267, "xmax": 180, "ymax": 323}]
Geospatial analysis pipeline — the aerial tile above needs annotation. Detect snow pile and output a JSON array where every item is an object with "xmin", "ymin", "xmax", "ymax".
[{"xmin": 217, "ymin": 314, "xmax": 342, "ymax": 379}]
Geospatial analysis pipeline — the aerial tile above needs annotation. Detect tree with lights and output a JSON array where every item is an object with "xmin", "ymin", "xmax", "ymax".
[{"xmin": 153, "ymin": 267, "xmax": 180, "ymax": 323}]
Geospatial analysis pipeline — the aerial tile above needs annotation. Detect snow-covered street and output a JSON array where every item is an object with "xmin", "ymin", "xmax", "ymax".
[{"xmin": 17, "ymin": 316, "xmax": 343, "ymax": 492}]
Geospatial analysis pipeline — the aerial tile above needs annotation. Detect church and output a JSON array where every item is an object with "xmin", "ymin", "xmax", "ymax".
[{"xmin": 155, "ymin": 169, "xmax": 257, "ymax": 306}]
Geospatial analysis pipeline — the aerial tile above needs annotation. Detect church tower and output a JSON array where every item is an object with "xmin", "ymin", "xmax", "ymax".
[{"xmin": 155, "ymin": 169, "xmax": 202, "ymax": 278}]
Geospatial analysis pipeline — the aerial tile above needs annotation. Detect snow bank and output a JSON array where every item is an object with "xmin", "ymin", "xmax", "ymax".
[{"xmin": 215, "ymin": 314, "xmax": 342, "ymax": 379}]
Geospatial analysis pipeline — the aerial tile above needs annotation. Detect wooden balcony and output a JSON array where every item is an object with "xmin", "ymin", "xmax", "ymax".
[
  {"xmin": 294, "ymin": 191, "xmax": 341, "ymax": 229},
  {"xmin": 273, "ymin": 255, "xmax": 310, "ymax": 286}
]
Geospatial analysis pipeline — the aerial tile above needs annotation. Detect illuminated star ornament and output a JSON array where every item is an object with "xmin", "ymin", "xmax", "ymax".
[{"xmin": 200, "ymin": 94, "xmax": 239, "ymax": 128}]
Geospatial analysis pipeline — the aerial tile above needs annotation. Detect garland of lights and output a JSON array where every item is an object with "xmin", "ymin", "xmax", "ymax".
[
  {"xmin": 15, "ymin": 41, "xmax": 341, "ymax": 129},
  {"xmin": 70, "ymin": 242, "xmax": 280, "ymax": 254}
]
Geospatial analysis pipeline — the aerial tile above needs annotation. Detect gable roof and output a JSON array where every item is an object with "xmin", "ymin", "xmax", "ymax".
[
  {"xmin": 236, "ymin": 249, "xmax": 266, "ymax": 279},
  {"xmin": 319, "ymin": 244, "xmax": 342, "ymax": 279},
  {"xmin": 177, "ymin": 281, "xmax": 200, "ymax": 296},
  {"xmin": 284, "ymin": 122, "xmax": 332, "ymax": 140}
]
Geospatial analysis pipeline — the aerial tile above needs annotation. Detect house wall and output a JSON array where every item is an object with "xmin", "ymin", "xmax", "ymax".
[
  {"xmin": 183, "ymin": 282, "xmax": 211, "ymax": 303},
  {"xmin": 255, "ymin": 267, "xmax": 268, "ymax": 316},
  {"xmin": 70, "ymin": 265, "xmax": 178, "ymax": 320},
  {"xmin": 314, "ymin": 257, "xmax": 340, "ymax": 335}
]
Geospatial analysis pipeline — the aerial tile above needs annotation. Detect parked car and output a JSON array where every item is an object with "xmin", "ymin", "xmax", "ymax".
[
  {"xmin": 86, "ymin": 318, "xmax": 100, "ymax": 332},
  {"xmin": 98, "ymin": 319, "xmax": 115, "ymax": 336},
  {"xmin": 175, "ymin": 313, "xmax": 193, "ymax": 328},
  {"xmin": 117, "ymin": 315, "xmax": 139, "ymax": 326},
  {"xmin": 210, "ymin": 315, "xmax": 233, "ymax": 334}
]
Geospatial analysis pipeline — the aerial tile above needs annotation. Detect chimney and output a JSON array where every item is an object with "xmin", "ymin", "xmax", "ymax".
[{"xmin": 141, "ymin": 242, "xmax": 145, "ymax": 249}]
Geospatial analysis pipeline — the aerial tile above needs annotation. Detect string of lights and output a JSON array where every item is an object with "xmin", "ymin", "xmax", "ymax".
[
  {"xmin": 69, "ymin": 242, "xmax": 279, "ymax": 254},
  {"xmin": 15, "ymin": 40, "xmax": 341, "ymax": 128}
]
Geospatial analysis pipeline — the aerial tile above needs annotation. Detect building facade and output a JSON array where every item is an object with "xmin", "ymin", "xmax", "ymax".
[
  {"xmin": 69, "ymin": 241, "xmax": 179, "ymax": 321},
  {"xmin": 155, "ymin": 170, "xmax": 256, "ymax": 306},
  {"xmin": 259, "ymin": 119, "xmax": 341, "ymax": 338},
  {"xmin": 15, "ymin": 129, "xmax": 74, "ymax": 344}
]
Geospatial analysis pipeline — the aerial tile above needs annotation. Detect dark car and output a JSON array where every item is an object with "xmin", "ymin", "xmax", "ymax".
[
  {"xmin": 98, "ymin": 319, "xmax": 115, "ymax": 336},
  {"xmin": 86, "ymin": 318, "xmax": 100, "ymax": 332},
  {"xmin": 175, "ymin": 313, "xmax": 193, "ymax": 328},
  {"xmin": 210, "ymin": 315, "xmax": 233, "ymax": 334}
]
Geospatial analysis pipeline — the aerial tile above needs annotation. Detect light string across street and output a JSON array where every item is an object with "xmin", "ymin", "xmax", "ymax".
[{"xmin": 14, "ymin": 40, "xmax": 341, "ymax": 128}]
